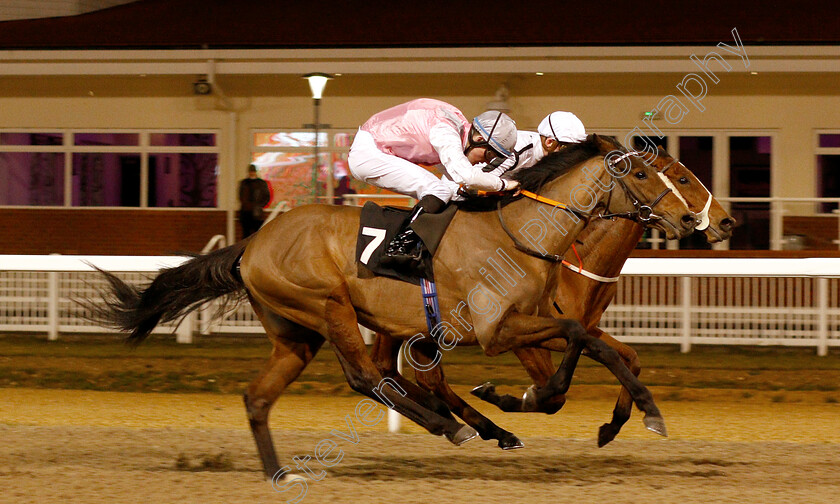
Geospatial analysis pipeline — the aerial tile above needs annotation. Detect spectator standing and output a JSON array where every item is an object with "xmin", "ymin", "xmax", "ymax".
[{"xmin": 238, "ymin": 164, "xmax": 271, "ymax": 238}]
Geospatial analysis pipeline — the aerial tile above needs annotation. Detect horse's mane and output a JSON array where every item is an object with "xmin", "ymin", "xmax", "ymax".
[{"xmin": 456, "ymin": 134, "xmax": 623, "ymax": 212}]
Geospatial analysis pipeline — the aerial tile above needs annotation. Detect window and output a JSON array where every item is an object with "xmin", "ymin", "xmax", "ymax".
[
  {"xmin": 0, "ymin": 133, "xmax": 65, "ymax": 206},
  {"xmin": 817, "ymin": 133, "xmax": 840, "ymax": 214},
  {"xmin": 0, "ymin": 130, "xmax": 218, "ymax": 207},
  {"xmin": 148, "ymin": 134, "xmax": 218, "ymax": 208},
  {"xmin": 677, "ymin": 136, "xmax": 714, "ymax": 250},
  {"xmin": 252, "ymin": 129, "xmax": 374, "ymax": 208},
  {"xmin": 728, "ymin": 136, "xmax": 772, "ymax": 250}
]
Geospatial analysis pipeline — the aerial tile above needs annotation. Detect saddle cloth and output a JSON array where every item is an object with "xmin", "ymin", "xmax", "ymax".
[{"xmin": 355, "ymin": 202, "xmax": 457, "ymax": 285}]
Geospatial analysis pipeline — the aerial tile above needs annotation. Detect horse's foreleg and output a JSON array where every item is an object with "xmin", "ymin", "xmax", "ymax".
[
  {"xmin": 486, "ymin": 313, "xmax": 664, "ymax": 436},
  {"xmin": 591, "ymin": 328, "xmax": 643, "ymax": 446},
  {"xmin": 478, "ymin": 313, "xmax": 587, "ymax": 412},
  {"xmin": 471, "ymin": 347, "xmax": 566, "ymax": 414},
  {"xmin": 326, "ymin": 286, "xmax": 476, "ymax": 445},
  {"xmin": 576, "ymin": 329, "xmax": 664, "ymax": 437}
]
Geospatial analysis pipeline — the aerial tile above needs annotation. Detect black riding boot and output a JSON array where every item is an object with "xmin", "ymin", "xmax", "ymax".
[{"xmin": 382, "ymin": 195, "xmax": 446, "ymax": 265}]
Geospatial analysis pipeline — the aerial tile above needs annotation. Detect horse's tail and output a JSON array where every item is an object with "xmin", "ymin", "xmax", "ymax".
[{"xmin": 85, "ymin": 240, "xmax": 249, "ymax": 346}]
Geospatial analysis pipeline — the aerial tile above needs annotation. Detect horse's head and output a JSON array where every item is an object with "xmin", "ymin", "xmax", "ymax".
[
  {"xmin": 511, "ymin": 134, "xmax": 697, "ymax": 239},
  {"xmin": 642, "ymin": 146, "xmax": 735, "ymax": 243},
  {"xmin": 514, "ymin": 134, "xmax": 695, "ymax": 239}
]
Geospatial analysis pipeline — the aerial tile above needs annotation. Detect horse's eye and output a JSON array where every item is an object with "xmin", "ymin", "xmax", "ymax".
[
  {"xmin": 679, "ymin": 177, "xmax": 689, "ymax": 184},
  {"xmin": 634, "ymin": 171, "xmax": 647, "ymax": 180}
]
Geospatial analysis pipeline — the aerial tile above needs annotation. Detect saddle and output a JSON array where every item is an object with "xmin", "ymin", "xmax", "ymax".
[{"xmin": 355, "ymin": 202, "xmax": 457, "ymax": 285}]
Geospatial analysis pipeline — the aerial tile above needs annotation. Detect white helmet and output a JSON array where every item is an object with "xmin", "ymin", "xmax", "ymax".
[
  {"xmin": 472, "ymin": 111, "xmax": 518, "ymax": 157},
  {"xmin": 538, "ymin": 111, "xmax": 587, "ymax": 143}
]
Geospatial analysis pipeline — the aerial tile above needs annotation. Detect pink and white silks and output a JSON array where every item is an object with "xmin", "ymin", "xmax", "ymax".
[{"xmin": 348, "ymin": 98, "xmax": 506, "ymax": 203}]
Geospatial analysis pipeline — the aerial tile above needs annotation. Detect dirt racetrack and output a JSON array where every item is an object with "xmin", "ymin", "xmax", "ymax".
[{"xmin": 2, "ymin": 388, "xmax": 839, "ymax": 504}]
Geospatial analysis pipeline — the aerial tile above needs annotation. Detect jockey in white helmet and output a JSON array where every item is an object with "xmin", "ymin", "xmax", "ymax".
[{"xmin": 481, "ymin": 111, "xmax": 587, "ymax": 178}]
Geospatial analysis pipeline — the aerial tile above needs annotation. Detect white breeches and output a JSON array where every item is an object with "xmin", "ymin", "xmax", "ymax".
[{"xmin": 348, "ymin": 130, "xmax": 455, "ymax": 202}]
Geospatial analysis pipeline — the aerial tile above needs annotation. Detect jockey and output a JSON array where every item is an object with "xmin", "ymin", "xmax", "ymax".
[
  {"xmin": 481, "ymin": 111, "xmax": 587, "ymax": 178},
  {"xmin": 348, "ymin": 98, "xmax": 519, "ymax": 263}
]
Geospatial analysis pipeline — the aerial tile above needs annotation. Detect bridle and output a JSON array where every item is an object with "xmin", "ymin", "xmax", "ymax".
[
  {"xmin": 597, "ymin": 151, "xmax": 673, "ymax": 224},
  {"xmin": 496, "ymin": 149, "xmax": 674, "ymax": 263}
]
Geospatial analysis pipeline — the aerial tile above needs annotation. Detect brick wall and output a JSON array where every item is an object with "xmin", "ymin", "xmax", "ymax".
[{"xmin": 0, "ymin": 208, "xmax": 228, "ymax": 255}]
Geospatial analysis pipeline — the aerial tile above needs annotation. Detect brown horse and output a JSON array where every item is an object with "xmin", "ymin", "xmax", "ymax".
[
  {"xmin": 375, "ymin": 145, "xmax": 733, "ymax": 448},
  {"xmin": 85, "ymin": 134, "xmax": 695, "ymax": 478}
]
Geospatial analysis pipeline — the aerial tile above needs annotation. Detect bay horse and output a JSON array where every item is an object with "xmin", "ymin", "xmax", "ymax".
[
  {"xmin": 85, "ymin": 134, "xmax": 696, "ymax": 478},
  {"xmin": 373, "ymin": 145, "xmax": 733, "ymax": 448}
]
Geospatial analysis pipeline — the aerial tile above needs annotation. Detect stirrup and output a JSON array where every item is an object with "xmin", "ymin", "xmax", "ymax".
[{"xmin": 385, "ymin": 228, "xmax": 421, "ymax": 258}]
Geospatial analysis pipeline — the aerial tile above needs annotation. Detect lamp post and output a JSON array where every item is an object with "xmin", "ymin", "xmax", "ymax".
[{"xmin": 303, "ymin": 72, "xmax": 333, "ymax": 204}]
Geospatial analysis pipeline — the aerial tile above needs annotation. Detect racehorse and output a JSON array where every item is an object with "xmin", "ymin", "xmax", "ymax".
[
  {"xmin": 373, "ymin": 145, "xmax": 734, "ymax": 448},
  {"xmin": 85, "ymin": 134, "xmax": 696, "ymax": 478}
]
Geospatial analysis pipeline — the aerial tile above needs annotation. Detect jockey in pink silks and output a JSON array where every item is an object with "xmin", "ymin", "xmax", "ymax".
[{"xmin": 348, "ymin": 98, "xmax": 519, "ymax": 263}]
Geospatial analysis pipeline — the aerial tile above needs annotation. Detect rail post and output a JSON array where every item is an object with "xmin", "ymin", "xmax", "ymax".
[
  {"xmin": 680, "ymin": 276, "xmax": 692, "ymax": 353},
  {"xmin": 817, "ymin": 276, "xmax": 829, "ymax": 357},
  {"xmin": 388, "ymin": 341, "xmax": 406, "ymax": 433},
  {"xmin": 47, "ymin": 258, "xmax": 59, "ymax": 341},
  {"xmin": 176, "ymin": 312, "xmax": 194, "ymax": 344}
]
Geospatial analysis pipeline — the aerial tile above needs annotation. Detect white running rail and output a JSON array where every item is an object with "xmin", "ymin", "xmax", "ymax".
[{"xmin": 2, "ymin": 255, "xmax": 840, "ymax": 355}]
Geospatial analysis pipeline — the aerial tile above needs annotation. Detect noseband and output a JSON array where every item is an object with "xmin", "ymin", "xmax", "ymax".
[{"xmin": 656, "ymin": 156, "xmax": 712, "ymax": 231}]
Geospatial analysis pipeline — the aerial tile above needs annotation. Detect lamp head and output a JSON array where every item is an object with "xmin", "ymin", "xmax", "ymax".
[{"xmin": 303, "ymin": 72, "xmax": 333, "ymax": 100}]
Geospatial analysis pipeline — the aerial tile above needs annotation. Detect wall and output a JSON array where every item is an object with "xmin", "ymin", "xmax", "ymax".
[
  {"xmin": 0, "ymin": 208, "xmax": 226, "ymax": 255},
  {"xmin": 1, "ymin": 70, "xmax": 838, "ymax": 253}
]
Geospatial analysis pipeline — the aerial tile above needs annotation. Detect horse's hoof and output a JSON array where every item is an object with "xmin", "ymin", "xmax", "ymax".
[
  {"xmin": 597, "ymin": 423, "xmax": 619, "ymax": 447},
  {"xmin": 498, "ymin": 434, "xmax": 524, "ymax": 450},
  {"xmin": 521, "ymin": 385, "xmax": 538, "ymax": 412},
  {"xmin": 270, "ymin": 471, "xmax": 307, "ymax": 491},
  {"xmin": 470, "ymin": 382, "xmax": 495, "ymax": 400},
  {"xmin": 449, "ymin": 425, "xmax": 479, "ymax": 446},
  {"xmin": 643, "ymin": 416, "xmax": 668, "ymax": 437}
]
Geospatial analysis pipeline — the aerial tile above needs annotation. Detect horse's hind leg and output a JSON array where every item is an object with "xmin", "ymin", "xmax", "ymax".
[
  {"xmin": 407, "ymin": 341, "xmax": 524, "ymax": 450},
  {"xmin": 244, "ymin": 302, "xmax": 325, "ymax": 478},
  {"xmin": 370, "ymin": 333, "xmax": 454, "ymax": 419},
  {"xmin": 326, "ymin": 285, "xmax": 476, "ymax": 445}
]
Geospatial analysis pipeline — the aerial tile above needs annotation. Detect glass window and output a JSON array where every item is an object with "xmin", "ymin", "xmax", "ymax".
[
  {"xmin": 71, "ymin": 153, "xmax": 141, "ymax": 206},
  {"xmin": 252, "ymin": 151, "xmax": 328, "ymax": 208},
  {"xmin": 632, "ymin": 135, "xmax": 668, "ymax": 152},
  {"xmin": 334, "ymin": 132, "xmax": 355, "ymax": 147},
  {"xmin": 677, "ymin": 136, "xmax": 714, "ymax": 250},
  {"xmin": 150, "ymin": 133, "xmax": 216, "ymax": 147},
  {"xmin": 0, "ymin": 152, "xmax": 65, "ymax": 205},
  {"xmin": 729, "ymin": 136, "xmax": 771, "ymax": 250},
  {"xmin": 1, "ymin": 133, "xmax": 62, "ymax": 146},
  {"xmin": 819, "ymin": 134, "xmax": 840, "ymax": 148},
  {"xmin": 254, "ymin": 131, "xmax": 327, "ymax": 148},
  {"xmin": 74, "ymin": 133, "xmax": 139, "ymax": 146},
  {"xmin": 147, "ymin": 153, "xmax": 218, "ymax": 207},
  {"xmin": 817, "ymin": 154, "xmax": 840, "ymax": 213}
]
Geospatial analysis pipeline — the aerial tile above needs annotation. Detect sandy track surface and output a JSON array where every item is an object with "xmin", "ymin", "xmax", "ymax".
[{"xmin": 2, "ymin": 388, "xmax": 839, "ymax": 504}]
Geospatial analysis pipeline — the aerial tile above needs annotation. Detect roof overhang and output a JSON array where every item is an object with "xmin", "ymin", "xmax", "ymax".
[{"xmin": 1, "ymin": 46, "xmax": 838, "ymax": 76}]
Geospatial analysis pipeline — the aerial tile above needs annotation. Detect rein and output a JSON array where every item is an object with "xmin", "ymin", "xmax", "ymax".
[{"xmin": 496, "ymin": 150, "xmax": 673, "ymax": 264}]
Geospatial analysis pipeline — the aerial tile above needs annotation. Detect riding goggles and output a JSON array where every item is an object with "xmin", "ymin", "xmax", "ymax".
[{"xmin": 466, "ymin": 127, "xmax": 508, "ymax": 168}]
